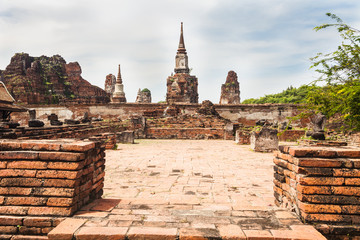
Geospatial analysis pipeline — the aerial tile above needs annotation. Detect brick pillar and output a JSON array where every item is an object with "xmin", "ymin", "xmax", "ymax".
[
  {"xmin": 0, "ymin": 139, "xmax": 105, "ymax": 236},
  {"xmin": 274, "ymin": 145, "xmax": 360, "ymax": 238}
]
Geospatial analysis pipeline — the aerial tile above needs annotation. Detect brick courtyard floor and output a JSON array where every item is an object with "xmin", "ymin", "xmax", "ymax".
[{"xmin": 49, "ymin": 140, "xmax": 326, "ymax": 240}]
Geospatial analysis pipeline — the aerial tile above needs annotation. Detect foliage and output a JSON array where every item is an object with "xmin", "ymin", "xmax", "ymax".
[
  {"xmin": 308, "ymin": 13, "xmax": 360, "ymax": 131},
  {"xmin": 141, "ymin": 88, "xmax": 150, "ymax": 93},
  {"xmin": 242, "ymin": 85, "xmax": 311, "ymax": 104}
]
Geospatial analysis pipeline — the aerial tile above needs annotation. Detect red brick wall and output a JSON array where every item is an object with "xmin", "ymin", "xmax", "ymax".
[
  {"xmin": 0, "ymin": 139, "xmax": 105, "ymax": 236},
  {"xmin": 146, "ymin": 128, "xmax": 225, "ymax": 140},
  {"xmin": 278, "ymin": 130, "xmax": 305, "ymax": 142},
  {"xmin": 274, "ymin": 145, "xmax": 360, "ymax": 238}
]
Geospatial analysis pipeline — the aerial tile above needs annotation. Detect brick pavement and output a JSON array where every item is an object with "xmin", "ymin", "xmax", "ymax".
[{"xmin": 48, "ymin": 140, "xmax": 326, "ymax": 239}]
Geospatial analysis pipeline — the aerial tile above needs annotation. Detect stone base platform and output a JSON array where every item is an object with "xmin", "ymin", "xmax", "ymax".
[{"xmin": 47, "ymin": 198, "xmax": 325, "ymax": 240}]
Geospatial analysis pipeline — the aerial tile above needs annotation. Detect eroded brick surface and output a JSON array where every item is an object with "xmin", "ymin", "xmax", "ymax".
[{"xmin": 275, "ymin": 144, "xmax": 360, "ymax": 239}]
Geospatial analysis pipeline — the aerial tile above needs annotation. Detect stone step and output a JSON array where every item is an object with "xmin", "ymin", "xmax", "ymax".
[{"xmin": 48, "ymin": 218, "xmax": 326, "ymax": 240}]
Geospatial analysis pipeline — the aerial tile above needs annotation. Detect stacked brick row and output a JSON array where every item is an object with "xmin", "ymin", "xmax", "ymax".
[
  {"xmin": 0, "ymin": 139, "xmax": 105, "ymax": 236},
  {"xmin": 274, "ymin": 145, "xmax": 360, "ymax": 237},
  {"xmin": 0, "ymin": 123, "xmax": 114, "ymax": 140}
]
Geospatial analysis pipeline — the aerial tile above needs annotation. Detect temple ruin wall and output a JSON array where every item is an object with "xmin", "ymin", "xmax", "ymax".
[{"xmin": 12, "ymin": 103, "xmax": 301, "ymax": 127}]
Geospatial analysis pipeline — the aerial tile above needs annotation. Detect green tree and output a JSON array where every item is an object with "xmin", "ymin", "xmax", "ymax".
[
  {"xmin": 308, "ymin": 13, "xmax": 360, "ymax": 131},
  {"xmin": 241, "ymin": 85, "xmax": 311, "ymax": 104}
]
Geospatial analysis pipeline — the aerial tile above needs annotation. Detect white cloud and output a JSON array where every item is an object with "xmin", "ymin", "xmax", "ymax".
[{"xmin": 1, "ymin": 0, "xmax": 360, "ymax": 102}]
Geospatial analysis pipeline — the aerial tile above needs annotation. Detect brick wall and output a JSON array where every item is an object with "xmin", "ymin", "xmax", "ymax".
[
  {"xmin": 0, "ymin": 139, "xmax": 105, "ymax": 236},
  {"xmin": 274, "ymin": 145, "xmax": 360, "ymax": 238},
  {"xmin": 10, "ymin": 103, "xmax": 302, "ymax": 127},
  {"xmin": 0, "ymin": 122, "xmax": 125, "ymax": 141},
  {"xmin": 146, "ymin": 128, "xmax": 225, "ymax": 140}
]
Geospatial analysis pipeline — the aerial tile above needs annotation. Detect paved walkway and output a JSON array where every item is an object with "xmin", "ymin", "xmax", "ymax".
[{"xmin": 49, "ymin": 140, "xmax": 326, "ymax": 239}]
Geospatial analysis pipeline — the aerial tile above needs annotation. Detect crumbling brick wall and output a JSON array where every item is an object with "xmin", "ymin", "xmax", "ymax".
[
  {"xmin": 0, "ymin": 139, "xmax": 105, "ymax": 236},
  {"xmin": 274, "ymin": 145, "xmax": 360, "ymax": 238}
]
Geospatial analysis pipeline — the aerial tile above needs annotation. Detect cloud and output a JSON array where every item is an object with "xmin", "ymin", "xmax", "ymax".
[{"xmin": 1, "ymin": 0, "xmax": 360, "ymax": 102}]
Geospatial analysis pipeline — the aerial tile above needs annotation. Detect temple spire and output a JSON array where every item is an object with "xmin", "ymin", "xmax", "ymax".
[
  {"xmin": 177, "ymin": 22, "xmax": 186, "ymax": 54},
  {"xmin": 116, "ymin": 64, "xmax": 122, "ymax": 84}
]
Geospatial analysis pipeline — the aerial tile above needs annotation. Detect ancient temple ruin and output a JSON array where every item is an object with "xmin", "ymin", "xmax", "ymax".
[
  {"xmin": 219, "ymin": 70, "xmax": 240, "ymax": 104},
  {"xmin": 111, "ymin": 64, "xmax": 127, "ymax": 103},
  {"xmin": 166, "ymin": 23, "xmax": 198, "ymax": 103},
  {"xmin": 104, "ymin": 73, "xmax": 116, "ymax": 96},
  {"xmin": 136, "ymin": 88, "xmax": 152, "ymax": 103}
]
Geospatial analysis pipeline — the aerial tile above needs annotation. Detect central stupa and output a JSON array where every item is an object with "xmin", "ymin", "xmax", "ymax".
[{"xmin": 166, "ymin": 23, "xmax": 198, "ymax": 103}]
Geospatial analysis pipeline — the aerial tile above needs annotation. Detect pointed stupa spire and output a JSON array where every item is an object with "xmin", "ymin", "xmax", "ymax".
[
  {"xmin": 177, "ymin": 22, "xmax": 186, "ymax": 54},
  {"xmin": 116, "ymin": 64, "xmax": 122, "ymax": 84}
]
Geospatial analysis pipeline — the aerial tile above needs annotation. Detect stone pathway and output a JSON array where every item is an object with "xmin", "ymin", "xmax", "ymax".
[{"xmin": 48, "ymin": 140, "xmax": 326, "ymax": 239}]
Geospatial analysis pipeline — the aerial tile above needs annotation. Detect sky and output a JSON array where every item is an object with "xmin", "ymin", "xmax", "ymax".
[{"xmin": 1, "ymin": 0, "xmax": 360, "ymax": 103}]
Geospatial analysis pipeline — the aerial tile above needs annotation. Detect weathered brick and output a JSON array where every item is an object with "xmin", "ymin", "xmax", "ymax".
[
  {"xmin": 336, "ymin": 149, "xmax": 360, "ymax": 158},
  {"xmin": 0, "ymin": 169, "xmax": 36, "ymax": 178},
  {"xmin": 18, "ymin": 226, "xmax": 42, "ymax": 235},
  {"xmin": 340, "ymin": 205, "xmax": 360, "ymax": 215},
  {"xmin": 273, "ymin": 157, "xmax": 289, "ymax": 169},
  {"xmin": 0, "ymin": 151, "xmax": 39, "ymax": 160},
  {"xmin": 353, "ymin": 159, "xmax": 360, "ymax": 168},
  {"xmin": 0, "ymin": 141, "xmax": 21, "ymax": 150},
  {"xmin": 297, "ymin": 176, "xmax": 344, "ymax": 186},
  {"xmin": 296, "ymin": 167, "xmax": 334, "ymax": 176},
  {"xmin": 218, "ymin": 224, "xmax": 246, "ymax": 240},
  {"xmin": 28, "ymin": 206, "xmax": 75, "ymax": 216},
  {"xmin": 42, "ymin": 227, "xmax": 54, "ymax": 234},
  {"xmin": 296, "ymin": 185, "xmax": 332, "ymax": 195},
  {"xmin": 0, "ymin": 216, "xmax": 23, "ymax": 226},
  {"xmin": 333, "ymin": 169, "xmax": 360, "ymax": 177},
  {"xmin": 47, "ymin": 161, "xmax": 84, "ymax": 170},
  {"xmin": 36, "ymin": 170, "xmax": 82, "ymax": 180},
  {"xmin": 289, "ymin": 148, "xmax": 337, "ymax": 158},
  {"xmin": 43, "ymin": 179, "xmax": 80, "ymax": 188},
  {"xmin": 345, "ymin": 178, "xmax": 360, "ymax": 186},
  {"xmin": 20, "ymin": 141, "xmax": 61, "ymax": 151},
  {"xmin": 38, "ymin": 152, "xmax": 85, "ymax": 162},
  {"xmin": 298, "ymin": 202, "xmax": 341, "ymax": 214},
  {"xmin": 301, "ymin": 211, "xmax": 351, "ymax": 223},
  {"xmin": 274, "ymin": 150, "xmax": 295, "ymax": 163},
  {"xmin": 23, "ymin": 217, "xmax": 52, "ymax": 227},
  {"xmin": 33, "ymin": 187, "xmax": 75, "ymax": 197},
  {"xmin": 297, "ymin": 158, "xmax": 343, "ymax": 168},
  {"xmin": 61, "ymin": 141, "xmax": 95, "ymax": 152},
  {"xmin": 76, "ymin": 226, "xmax": 128, "ymax": 240},
  {"xmin": 48, "ymin": 218, "xmax": 86, "ymax": 240},
  {"xmin": 7, "ymin": 161, "xmax": 47, "ymax": 169},
  {"xmin": 0, "ymin": 226, "xmax": 17, "ymax": 234},
  {"xmin": 299, "ymin": 194, "xmax": 360, "ymax": 205},
  {"xmin": 47, "ymin": 198, "xmax": 74, "ymax": 207},
  {"xmin": 332, "ymin": 186, "xmax": 360, "ymax": 196},
  {"xmin": 0, "ymin": 178, "xmax": 42, "ymax": 187},
  {"xmin": 5, "ymin": 197, "xmax": 47, "ymax": 206},
  {"xmin": 12, "ymin": 235, "xmax": 48, "ymax": 240},
  {"xmin": 243, "ymin": 230, "xmax": 273, "ymax": 239},
  {"xmin": 0, "ymin": 206, "xmax": 29, "ymax": 215},
  {"xmin": 0, "ymin": 161, "xmax": 7, "ymax": 169},
  {"xmin": 0, "ymin": 187, "xmax": 32, "ymax": 196}
]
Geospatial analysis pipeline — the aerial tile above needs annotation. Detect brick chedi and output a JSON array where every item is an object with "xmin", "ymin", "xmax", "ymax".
[
  {"xmin": 166, "ymin": 23, "xmax": 198, "ymax": 103},
  {"xmin": 135, "ymin": 88, "xmax": 152, "ymax": 103},
  {"xmin": 219, "ymin": 70, "xmax": 240, "ymax": 104},
  {"xmin": 1, "ymin": 53, "xmax": 109, "ymax": 105}
]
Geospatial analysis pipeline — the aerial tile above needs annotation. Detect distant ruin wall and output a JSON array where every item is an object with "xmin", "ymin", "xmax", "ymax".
[{"xmin": 11, "ymin": 103, "xmax": 301, "ymax": 127}]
